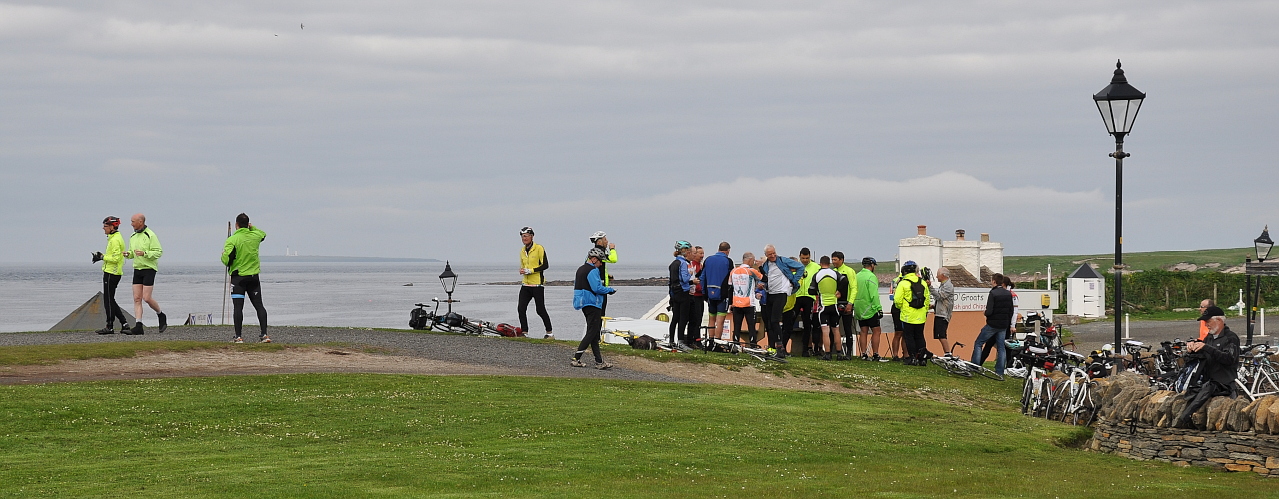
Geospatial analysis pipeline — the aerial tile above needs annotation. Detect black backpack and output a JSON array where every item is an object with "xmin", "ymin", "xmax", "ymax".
[{"xmin": 908, "ymin": 278, "xmax": 926, "ymax": 309}]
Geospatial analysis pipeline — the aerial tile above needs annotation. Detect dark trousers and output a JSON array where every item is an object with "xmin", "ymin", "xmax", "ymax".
[
  {"xmin": 794, "ymin": 297, "xmax": 816, "ymax": 352},
  {"xmin": 576, "ymin": 306, "xmax": 603, "ymax": 363},
  {"xmin": 685, "ymin": 297, "xmax": 704, "ymax": 341},
  {"xmin": 1177, "ymin": 379, "xmax": 1232, "ymax": 427},
  {"xmin": 902, "ymin": 322, "xmax": 926, "ymax": 359},
  {"xmin": 840, "ymin": 311, "xmax": 856, "ymax": 355},
  {"xmin": 517, "ymin": 285, "xmax": 553, "ymax": 334},
  {"xmin": 102, "ymin": 272, "xmax": 127, "ymax": 329},
  {"xmin": 231, "ymin": 274, "xmax": 268, "ymax": 338},
  {"xmin": 732, "ymin": 306, "xmax": 758, "ymax": 345},
  {"xmin": 764, "ymin": 293, "xmax": 787, "ymax": 348},
  {"xmin": 668, "ymin": 292, "xmax": 691, "ymax": 344}
]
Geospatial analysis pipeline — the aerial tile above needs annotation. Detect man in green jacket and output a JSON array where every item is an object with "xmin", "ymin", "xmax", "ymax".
[
  {"xmin": 222, "ymin": 213, "xmax": 270, "ymax": 343},
  {"xmin": 125, "ymin": 213, "xmax": 166, "ymax": 334},
  {"xmin": 855, "ymin": 257, "xmax": 887, "ymax": 362}
]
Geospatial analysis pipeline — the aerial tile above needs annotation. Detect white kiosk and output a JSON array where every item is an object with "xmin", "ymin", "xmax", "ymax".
[{"xmin": 1067, "ymin": 264, "xmax": 1105, "ymax": 318}]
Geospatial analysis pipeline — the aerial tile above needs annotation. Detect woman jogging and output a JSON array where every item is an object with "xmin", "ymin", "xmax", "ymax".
[{"xmin": 93, "ymin": 216, "xmax": 132, "ymax": 335}]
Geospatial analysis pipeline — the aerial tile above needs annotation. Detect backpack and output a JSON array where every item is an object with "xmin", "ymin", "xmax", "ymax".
[
  {"xmin": 908, "ymin": 278, "xmax": 926, "ymax": 309},
  {"xmin": 495, "ymin": 323, "xmax": 524, "ymax": 337},
  {"xmin": 631, "ymin": 334, "xmax": 659, "ymax": 350}
]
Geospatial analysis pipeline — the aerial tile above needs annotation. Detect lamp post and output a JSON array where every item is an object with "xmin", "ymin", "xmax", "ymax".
[
  {"xmin": 439, "ymin": 261, "xmax": 458, "ymax": 314},
  {"xmin": 1248, "ymin": 227, "xmax": 1273, "ymax": 343},
  {"xmin": 1093, "ymin": 60, "xmax": 1146, "ymax": 358}
]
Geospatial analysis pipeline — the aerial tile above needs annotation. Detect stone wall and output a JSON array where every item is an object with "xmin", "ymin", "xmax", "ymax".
[
  {"xmin": 1080, "ymin": 371, "xmax": 1279, "ymax": 476},
  {"xmin": 1088, "ymin": 420, "xmax": 1279, "ymax": 476}
]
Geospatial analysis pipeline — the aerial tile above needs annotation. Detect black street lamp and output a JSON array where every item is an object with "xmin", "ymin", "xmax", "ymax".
[
  {"xmin": 1093, "ymin": 60, "xmax": 1146, "ymax": 360},
  {"xmin": 1248, "ymin": 227, "xmax": 1273, "ymax": 343},
  {"xmin": 439, "ymin": 261, "xmax": 458, "ymax": 314}
]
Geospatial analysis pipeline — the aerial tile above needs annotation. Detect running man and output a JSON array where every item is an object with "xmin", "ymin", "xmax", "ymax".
[
  {"xmin": 517, "ymin": 227, "xmax": 553, "ymax": 339},
  {"xmin": 125, "ymin": 213, "xmax": 166, "ymax": 334},
  {"xmin": 222, "ymin": 213, "xmax": 270, "ymax": 343},
  {"xmin": 589, "ymin": 231, "xmax": 618, "ymax": 313},
  {"xmin": 855, "ymin": 257, "xmax": 886, "ymax": 361},
  {"xmin": 93, "ymin": 216, "xmax": 131, "ymax": 335},
  {"xmin": 572, "ymin": 247, "xmax": 616, "ymax": 369}
]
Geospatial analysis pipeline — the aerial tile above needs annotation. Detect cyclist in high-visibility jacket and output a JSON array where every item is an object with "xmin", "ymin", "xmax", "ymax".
[
  {"xmin": 222, "ymin": 213, "xmax": 270, "ymax": 343},
  {"xmin": 810, "ymin": 256, "xmax": 850, "ymax": 361},
  {"xmin": 892, "ymin": 261, "xmax": 931, "ymax": 365},
  {"xmin": 518, "ymin": 227, "xmax": 553, "ymax": 339},
  {"xmin": 93, "ymin": 216, "xmax": 131, "ymax": 335}
]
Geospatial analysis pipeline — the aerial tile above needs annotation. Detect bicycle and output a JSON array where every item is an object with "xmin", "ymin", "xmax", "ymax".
[
  {"xmin": 929, "ymin": 342, "xmax": 1002, "ymax": 380},
  {"xmin": 1021, "ymin": 365, "xmax": 1056, "ymax": 418},
  {"xmin": 1055, "ymin": 369, "xmax": 1099, "ymax": 426},
  {"xmin": 1235, "ymin": 344, "xmax": 1279, "ymax": 401}
]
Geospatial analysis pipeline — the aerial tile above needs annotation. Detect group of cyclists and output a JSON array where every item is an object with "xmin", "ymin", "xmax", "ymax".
[{"xmin": 665, "ymin": 241, "xmax": 941, "ymax": 364}]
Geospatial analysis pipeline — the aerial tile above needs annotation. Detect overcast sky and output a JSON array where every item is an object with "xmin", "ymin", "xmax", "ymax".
[{"xmin": 3, "ymin": 0, "xmax": 1276, "ymax": 266}]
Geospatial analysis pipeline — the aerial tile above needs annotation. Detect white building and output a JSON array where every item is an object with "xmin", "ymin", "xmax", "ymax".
[
  {"xmin": 1066, "ymin": 264, "xmax": 1106, "ymax": 318},
  {"xmin": 898, "ymin": 226, "xmax": 1003, "ymax": 285}
]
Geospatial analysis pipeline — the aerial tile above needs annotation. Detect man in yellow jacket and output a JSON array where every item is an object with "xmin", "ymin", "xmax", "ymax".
[
  {"xmin": 93, "ymin": 216, "xmax": 132, "ymax": 334},
  {"xmin": 125, "ymin": 213, "xmax": 166, "ymax": 334},
  {"xmin": 892, "ymin": 261, "xmax": 930, "ymax": 366},
  {"xmin": 518, "ymin": 226, "xmax": 553, "ymax": 339}
]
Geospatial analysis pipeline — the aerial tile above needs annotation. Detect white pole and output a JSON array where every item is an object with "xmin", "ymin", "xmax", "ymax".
[
  {"xmin": 1047, "ymin": 264, "xmax": 1052, "ymax": 285},
  {"xmin": 1259, "ymin": 308, "xmax": 1267, "ymax": 337},
  {"xmin": 1123, "ymin": 313, "xmax": 1130, "ymax": 340},
  {"xmin": 1238, "ymin": 289, "xmax": 1246, "ymax": 317}
]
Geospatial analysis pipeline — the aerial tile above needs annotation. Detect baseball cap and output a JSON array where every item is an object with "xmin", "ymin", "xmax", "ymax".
[{"xmin": 1198, "ymin": 306, "xmax": 1225, "ymax": 322}]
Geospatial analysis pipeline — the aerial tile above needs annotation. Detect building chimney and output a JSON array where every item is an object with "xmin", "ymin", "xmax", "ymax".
[
  {"xmin": 980, "ymin": 233, "xmax": 990, "ymax": 242},
  {"xmin": 917, "ymin": 225, "xmax": 927, "ymax": 236},
  {"xmin": 955, "ymin": 229, "xmax": 966, "ymax": 241}
]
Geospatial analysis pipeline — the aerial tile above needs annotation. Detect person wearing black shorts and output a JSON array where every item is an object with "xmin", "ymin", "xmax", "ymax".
[
  {"xmin": 125, "ymin": 213, "xmax": 166, "ymax": 334},
  {"xmin": 222, "ymin": 213, "xmax": 270, "ymax": 343}
]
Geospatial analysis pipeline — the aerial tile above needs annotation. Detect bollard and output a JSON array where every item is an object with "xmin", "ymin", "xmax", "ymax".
[
  {"xmin": 1260, "ymin": 308, "xmax": 1267, "ymax": 338},
  {"xmin": 1123, "ymin": 313, "xmax": 1130, "ymax": 339}
]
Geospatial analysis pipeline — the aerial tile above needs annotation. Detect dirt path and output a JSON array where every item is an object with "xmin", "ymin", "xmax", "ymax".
[{"xmin": 0, "ymin": 345, "xmax": 863, "ymax": 395}]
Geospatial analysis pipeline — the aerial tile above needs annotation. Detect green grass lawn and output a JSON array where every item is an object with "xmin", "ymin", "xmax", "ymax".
[{"xmin": 2, "ymin": 371, "xmax": 1275, "ymax": 498}]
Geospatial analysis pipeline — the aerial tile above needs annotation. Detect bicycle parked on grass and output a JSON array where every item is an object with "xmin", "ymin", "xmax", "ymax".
[{"xmin": 930, "ymin": 342, "xmax": 1002, "ymax": 380}]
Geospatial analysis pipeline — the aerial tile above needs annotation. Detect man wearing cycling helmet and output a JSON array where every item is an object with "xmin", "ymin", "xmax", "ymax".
[
  {"xmin": 573, "ymin": 247, "xmax": 616, "ymax": 369},
  {"xmin": 589, "ymin": 231, "xmax": 618, "ymax": 313},
  {"xmin": 855, "ymin": 257, "xmax": 887, "ymax": 361},
  {"xmin": 518, "ymin": 227, "xmax": 553, "ymax": 339},
  {"xmin": 93, "ymin": 216, "xmax": 133, "ymax": 335},
  {"xmin": 668, "ymin": 241, "xmax": 699, "ymax": 347}
]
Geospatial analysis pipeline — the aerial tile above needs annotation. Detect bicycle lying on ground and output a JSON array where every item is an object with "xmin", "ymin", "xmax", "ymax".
[
  {"xmin": 929, "ymin": 342, "xmax": 1002, "ymax": 380},
  {"xmin": 408, "ymin": 298, "xmax": 507, "ymax": 336}
]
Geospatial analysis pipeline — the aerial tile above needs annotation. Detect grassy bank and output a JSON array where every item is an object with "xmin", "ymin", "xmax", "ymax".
[
  {"xmin": 1, "ymin": 372, "xmax": 1275, "ymax": 497},
  {"xmin": 1004, "ymin": 247, "xmax": 1251, "ymax": 276}
]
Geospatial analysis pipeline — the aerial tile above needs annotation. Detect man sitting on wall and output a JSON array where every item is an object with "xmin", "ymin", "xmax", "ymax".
[{"xmin": 1175, "ymin": 307, "xmax": 1240, "ymax": 429}]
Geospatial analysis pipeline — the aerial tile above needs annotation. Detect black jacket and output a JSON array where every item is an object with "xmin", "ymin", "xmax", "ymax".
[
  {"xmin": 1188, "ymin": 326, "xmax": 1240, "ymax": 386},
  {"xmin": 984, "ymin": 286, "xmax": 1014, "ymax": 329}
]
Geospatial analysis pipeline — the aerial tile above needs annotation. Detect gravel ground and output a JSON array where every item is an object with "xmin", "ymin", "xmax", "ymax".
[{"xmin": 0, "ymin": 326, "xmax": 691, "ymax": 384}]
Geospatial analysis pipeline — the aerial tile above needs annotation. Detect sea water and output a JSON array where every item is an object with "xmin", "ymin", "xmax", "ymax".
[{"xmin": 0, "ymin": 262, "xmax": 672, "ymax": 340}]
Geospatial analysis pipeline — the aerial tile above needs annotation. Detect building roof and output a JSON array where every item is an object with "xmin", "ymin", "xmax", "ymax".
[
  {"xmin": 943, "ymin": 265, "xmax": 986, "ymax": 287},
  {"xmin": 1068, "ymin": 264, "xmax": 1104, "ymax": 279}
]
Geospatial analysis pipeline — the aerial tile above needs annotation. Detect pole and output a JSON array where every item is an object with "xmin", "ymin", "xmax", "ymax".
[
  {"xmin": 1111, "ymin": 135, "xmax": 1129, "ymax": 362},
  {"xmin": 221, "ymin": 221, "xmax": 231, "ymax": 325},
  {"xmin": 1246, "ymin": 258, "xmax": 1253, "ymax": 343}
]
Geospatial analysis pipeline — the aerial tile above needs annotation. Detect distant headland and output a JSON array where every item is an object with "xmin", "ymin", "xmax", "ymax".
[{"xmin": 261, "ymin": 256, "xmax": 441, "ymax": 263}]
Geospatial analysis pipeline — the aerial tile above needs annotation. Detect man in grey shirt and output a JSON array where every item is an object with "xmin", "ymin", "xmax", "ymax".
[{"xmin": 931, "ymin": 267, "xmax": 955, "ymax": 355}]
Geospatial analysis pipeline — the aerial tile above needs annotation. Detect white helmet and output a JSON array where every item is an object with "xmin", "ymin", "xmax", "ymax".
[{"xmin": 589, "ymin": 231, "xmax": 607, "ymax": 242}]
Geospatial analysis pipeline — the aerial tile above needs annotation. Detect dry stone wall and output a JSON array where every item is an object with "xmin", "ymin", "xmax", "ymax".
[{"xmin": 1081, "ymin": 372, "xmax": 1279, "ymax": 476}]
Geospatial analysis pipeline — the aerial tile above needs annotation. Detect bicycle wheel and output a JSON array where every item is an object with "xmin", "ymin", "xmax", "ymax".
[
  {"xmin": 1021, "ymin": 376, "xmax": 1034, "ymax": 415},
  {"xmin": 964, "ymin": 361, "xmax": 1002, "ymax": 380}
]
